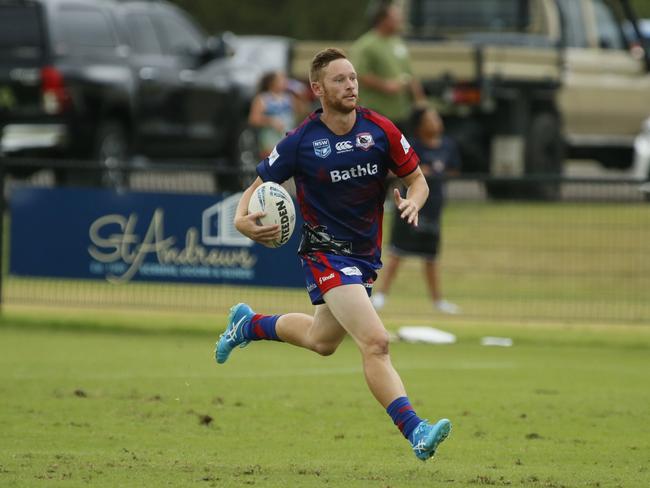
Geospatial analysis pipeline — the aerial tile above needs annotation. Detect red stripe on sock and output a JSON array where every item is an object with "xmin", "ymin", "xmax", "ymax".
[
  {"xmin": 398, "ymin": 405, "xmax": 413, "ymax": 414},
  {"xmin": 253, "ymin": 323, "xmax": 267, "ymax": 339}
]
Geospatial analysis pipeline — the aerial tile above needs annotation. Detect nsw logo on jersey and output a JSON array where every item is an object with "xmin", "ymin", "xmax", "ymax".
[
  {"xmin": 355, "ymin": 132, "xmax": 374, "ymax": 151},
  {"xmin": 313, "ymin": 138, "xmax": 331, "ymax": 158}
]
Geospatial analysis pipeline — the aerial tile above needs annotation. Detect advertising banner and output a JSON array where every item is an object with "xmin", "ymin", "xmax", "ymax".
[{"xmin": 9, "ymin": 187, "xmax": 304, "ymax": 288}]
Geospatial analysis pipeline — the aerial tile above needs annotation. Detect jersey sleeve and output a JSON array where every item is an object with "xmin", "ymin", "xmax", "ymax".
[
  {"xmin": 384, "ymin": 122, "xmax": 420, "ymax": 177},
  {"xmin": 256, "ymin": 133, "xmax": 298, "ymax": 184},
  {"xmin": 362, "ymin": 108, "xmax": 419, "ymax": 176}
]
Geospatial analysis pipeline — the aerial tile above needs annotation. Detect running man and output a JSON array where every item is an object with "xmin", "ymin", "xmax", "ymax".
[{"xmin": 215, "ymin": 48, "xmax": 451, "ymax": 461}]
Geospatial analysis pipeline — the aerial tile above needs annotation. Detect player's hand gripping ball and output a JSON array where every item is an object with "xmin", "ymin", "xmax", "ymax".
[{"xmin": 248, "ymin": 182, "xmax": 296, "ymax": 248}]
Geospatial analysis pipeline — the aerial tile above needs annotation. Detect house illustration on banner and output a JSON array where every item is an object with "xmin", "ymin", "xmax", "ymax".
[{"xmin": 202, "ymin": 193, "xmax": 253, "ymax": 247}]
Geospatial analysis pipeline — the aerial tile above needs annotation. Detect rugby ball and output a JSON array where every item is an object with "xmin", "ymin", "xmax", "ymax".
[{"xmin": 247, "ymin": 182, "xmax": 296, "ymax": 247}]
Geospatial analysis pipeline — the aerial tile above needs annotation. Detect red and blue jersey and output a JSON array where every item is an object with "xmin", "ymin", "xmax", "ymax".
[{"xmin": 256, "ymin": 106, "xmax": 419, "ymax": 265}]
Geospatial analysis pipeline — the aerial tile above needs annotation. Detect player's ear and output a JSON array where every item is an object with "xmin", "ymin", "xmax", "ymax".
[{"xmin": 310, "ymin": 80, "xmax": 323, "ymax": 98}]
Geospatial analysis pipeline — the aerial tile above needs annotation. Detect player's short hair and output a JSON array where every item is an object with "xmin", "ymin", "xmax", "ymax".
[{"xmin": 309, "ymin": 47, "xmax": 348, "ymax": 83}]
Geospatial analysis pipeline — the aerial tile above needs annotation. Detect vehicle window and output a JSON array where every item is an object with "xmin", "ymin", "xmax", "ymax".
[
  {"xmin": 557, "ymin": 0, "xmax": 588, "ymax": 48},
  {"xmin": 233, "ymin": 39, "xmax": 288, "ymax": 72},
  {"xmin": 593, "ymin": 0, "xmax": 625, "ymax": 50},
  {"xmin": 409, "ymin": 0, "xmax": 530, "ymax": 34},
  {"xmin": 153, "ymin": 10, "xmax": 204, "ymax": 56},
  {"xmin": 126, "ymin": 13, "xmax": 162, "ymax": 55},
  {"xmin": 58, "ymin": 5, "xmax": 117, "ymax": 50},
  {"xmin": 0, "ymin": 4, "xmax": 43, "ymax": 60}
]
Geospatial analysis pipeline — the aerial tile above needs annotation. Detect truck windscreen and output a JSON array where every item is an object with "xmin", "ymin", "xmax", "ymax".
[
  {"xmin": 409, "ymin": 0, "xmax": 530, "ymax": 36},
  {"xmin": 0, "ymin": 4, "xmax": 44, "ymax": 60}
]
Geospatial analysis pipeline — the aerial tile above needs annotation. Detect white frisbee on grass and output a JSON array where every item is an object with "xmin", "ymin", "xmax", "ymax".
[{"xmin": 397, "ymin": 326, "xmax": 457, "ymax": 345}]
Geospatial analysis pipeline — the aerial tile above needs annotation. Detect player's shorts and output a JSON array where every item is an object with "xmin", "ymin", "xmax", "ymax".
[{"xmin": 299, "ymin": 252, "xmax": 378, "ymax": 305}]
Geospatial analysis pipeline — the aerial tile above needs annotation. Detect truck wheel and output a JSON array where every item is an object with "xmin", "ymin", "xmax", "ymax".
[
  {"xmin": 56, "ymin": 120, "xmax": 130, "ymax": 188},
  {"xmin": 486, "ymin": 112, "xmax": 563, "ymax": 200},
  {"xmin": 524, "ymin": 112, "xmax": 563, "ymax": 200},
  {"xmin": 214, "ymin": 123, "xmax": 256, "ymax": 193},
  {"xmin": 93, "ymin": 120, "xmax": 130, "ymax": 189},
  {"xmin": 236, "ymin": 126, "xmax": 260, "ymax": 187}
]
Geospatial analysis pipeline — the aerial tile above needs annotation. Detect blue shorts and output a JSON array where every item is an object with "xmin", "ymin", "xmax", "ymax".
[{"xmin": 299, "ymin": 252, "xmax": 379, "ymax": 305}]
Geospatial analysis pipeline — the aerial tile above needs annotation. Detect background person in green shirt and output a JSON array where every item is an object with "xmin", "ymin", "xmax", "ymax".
[{"xmin": 350, "ymin": 0, "xmax": 426, "ymax": 129}]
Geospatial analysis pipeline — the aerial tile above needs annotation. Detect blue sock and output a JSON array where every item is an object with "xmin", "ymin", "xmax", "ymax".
[
  {"xmin": 386, "ymin": 396, "xmax": 422, "ymax": 440},
  {"xmin": 242, "ymin": 314, "xmax": 282, "ymax": 341}
]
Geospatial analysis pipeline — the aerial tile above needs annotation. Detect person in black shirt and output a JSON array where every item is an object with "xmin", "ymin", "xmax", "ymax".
[{"xmin": 372, "ymin": 106, "xmax": 461, "ymax": 314}]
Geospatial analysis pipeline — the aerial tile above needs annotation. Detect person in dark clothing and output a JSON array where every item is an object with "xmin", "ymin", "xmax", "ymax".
[{"xmin": 372, "ymin": 106, "xmax": 461, "ymax": 314}]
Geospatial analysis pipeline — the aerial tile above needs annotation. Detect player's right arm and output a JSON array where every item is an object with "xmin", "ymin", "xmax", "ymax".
[
  {"xmin": 234, "ymin": 177, "xmax": 281, "ymax": 245},
  {"xmin": 237, "ymin": 121, "xmax": 301, "ymax": 244}
]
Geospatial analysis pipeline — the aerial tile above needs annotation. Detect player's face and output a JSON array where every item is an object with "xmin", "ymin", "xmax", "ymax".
[{"xmin": 319, "ymin": 59, "xmax": 358, "ymax": 114}]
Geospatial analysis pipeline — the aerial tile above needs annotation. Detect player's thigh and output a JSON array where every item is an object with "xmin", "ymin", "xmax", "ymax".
[
  {"xmin": 310, "ymin": 303, "xmax": 347, "ymax": 345},
  {"xmin": 323, "ymin": 284, "xmax": 386, "ymax": 348}
]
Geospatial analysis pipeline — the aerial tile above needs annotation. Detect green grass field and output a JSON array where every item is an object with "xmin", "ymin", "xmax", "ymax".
[
  {"xmin": 1, "ymin": 197, "xmax": 648, "ymax": 486},
  {"xmin": 1, "ymin": 310, "xmax": 649, "ymax": 487}
]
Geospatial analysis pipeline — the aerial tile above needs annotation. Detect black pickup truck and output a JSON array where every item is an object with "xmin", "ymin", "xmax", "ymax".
[{"xmin": 0, "ymin": 0, "xmax": 245, "ymax": 188}]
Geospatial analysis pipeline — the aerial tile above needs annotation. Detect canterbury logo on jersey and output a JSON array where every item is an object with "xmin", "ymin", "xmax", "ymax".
[
  {"xmin": 335, "ymin": 141, "xmax": 354, "ymax": 153},
  {"xmin": 330, "ymin": 163, "xmax": 379, "ymax": 182}
]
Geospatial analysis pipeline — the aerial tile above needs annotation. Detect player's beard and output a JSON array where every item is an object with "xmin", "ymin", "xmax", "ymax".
[{"xmin": 323, "ymin": 87, "xmax": 356, "ymax": 114}]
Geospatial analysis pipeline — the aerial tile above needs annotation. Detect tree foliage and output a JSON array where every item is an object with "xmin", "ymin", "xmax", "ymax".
[
  {"xmin": 172, "ymin": 0, "xmax": 372, "ymax": 40},
  {"xmin": 172, "ymin": 0, "xmax": 650, "ymax": 40}
]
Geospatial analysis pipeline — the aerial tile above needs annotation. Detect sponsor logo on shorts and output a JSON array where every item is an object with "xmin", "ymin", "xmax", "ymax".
[
  {"xmin": 313, "ymin": 138, "xmax": 331, "ymax": 158},
  {"xmin": 355, "ymin": 132, "xmax": 374, "ymax": 151},
  {"xmin": 318, "ymin": 272, "xmax": 335, "ymax": 284},
  {"xmin": 335, "ymin": 140, "xmax": 354, "ymax": 153},
  {"xmin": 340, "ymin": 266, "xmax": 362, "ymax": 276}
]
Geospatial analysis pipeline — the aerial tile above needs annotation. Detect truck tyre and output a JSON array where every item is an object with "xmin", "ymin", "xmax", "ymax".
[
  {"xmin": 236, "ymin": 126, "xmax": 260, "ymax": 188},
  {"xmin": 486, "ymin": 112, "xmax": 563, "ymax": 200},
  {"xmin": 56, "ymin": 120, "xmax": 130, "ymax": 189},
  {"xmin": 524, "ymin": 111, "xmax": 563, "ymax": 200},
  {"xmin": 214, "ymin": 120, "xmax": 255, "ymax": 193}
]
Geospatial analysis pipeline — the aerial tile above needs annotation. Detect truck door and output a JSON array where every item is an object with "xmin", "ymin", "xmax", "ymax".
[
  {"xmin": 123, "ymin": 8, "xmax": 184, "ymax": 156},
  {"xmin": 150, "ymin": 5, "xmax": 226, "ymax": 157},
  {"xmin": 559, "ymin": 0, "xmax": 650, "ymax": 148}
]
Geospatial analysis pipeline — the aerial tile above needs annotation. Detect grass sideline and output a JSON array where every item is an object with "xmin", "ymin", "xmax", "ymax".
[{"xmin": 1, "ymin": 311, "xmax": 649, "ymax": 487}]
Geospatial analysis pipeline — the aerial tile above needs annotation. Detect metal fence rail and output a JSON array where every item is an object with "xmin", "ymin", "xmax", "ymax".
[{"xmin": 1, "ymin": 159, "xmax": 648, "ymax": 324}]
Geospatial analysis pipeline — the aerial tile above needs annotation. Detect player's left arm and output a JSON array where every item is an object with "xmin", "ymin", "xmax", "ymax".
[{"xmin": 394, "ymin": 166, "xmax": 429, "ymax": 227}]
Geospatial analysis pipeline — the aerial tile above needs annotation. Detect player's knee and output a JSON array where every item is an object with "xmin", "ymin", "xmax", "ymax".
[
  {"xmin": 363, "ymin": 331, "xmax": 390, "ymax": 356},
  {"xmin": 313, "ymin": 341, "xmax": 338, "ymax": 356}
]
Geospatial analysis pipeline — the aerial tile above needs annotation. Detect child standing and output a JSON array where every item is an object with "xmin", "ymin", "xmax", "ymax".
[{"xmin": 372, "ymin": 106, "xmax": 461, "ymax": 314}]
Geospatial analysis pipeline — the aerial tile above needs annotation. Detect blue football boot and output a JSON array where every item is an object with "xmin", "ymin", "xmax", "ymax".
[
  {"xmin": 409, "ymin": 418, "xmax": 452, "ymax": 461},
  {"xmin": 215, "ymin": 303, "xmax": 254, "ymax": 364}
]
